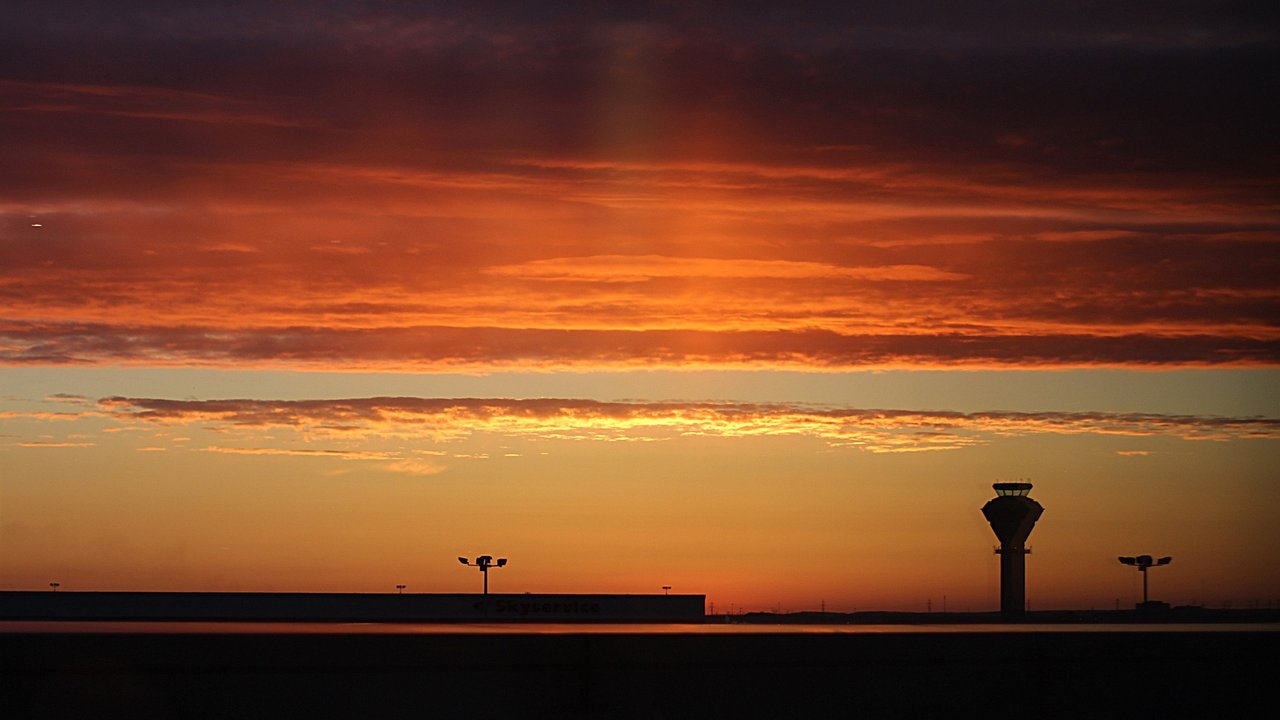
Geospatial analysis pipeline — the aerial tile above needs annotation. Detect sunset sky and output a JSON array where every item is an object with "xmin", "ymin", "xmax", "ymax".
[{"xmin": 2, "ymin": 2, "xmax": 1277, "ymax": 613}]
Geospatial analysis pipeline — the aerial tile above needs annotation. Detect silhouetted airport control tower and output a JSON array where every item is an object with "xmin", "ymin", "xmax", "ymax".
[{"xmin": 982, "ymin": 482, "xmax": 1044, "ymax": 620}]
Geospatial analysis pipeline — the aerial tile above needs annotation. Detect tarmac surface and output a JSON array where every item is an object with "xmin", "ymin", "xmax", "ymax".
[{"xmin": 3, "ymin": 624, "xmax": 1275, "ymax": 717}]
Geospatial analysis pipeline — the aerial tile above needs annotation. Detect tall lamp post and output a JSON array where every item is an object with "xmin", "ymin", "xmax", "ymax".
[
  {"xmin": 458, "ymin": 555, "xmax": 507, "ymax": 595},
  {"xmin": 1119, "ymin": 555, "xmax": 1171, "ymax": 605}
]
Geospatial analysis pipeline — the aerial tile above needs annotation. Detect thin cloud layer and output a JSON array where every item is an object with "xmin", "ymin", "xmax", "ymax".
[
  {"xmin": 100, "ymin": 397, "xmax": 1280, "ymax": 451},
  {"xmin": 485, "ymin": 256, "xmax": 968, "ymax": 283},
  {"xmin": 199, "ymin": 446, "xmax": 399, "ymax": 460},
  {"xmin": 2, "ymin": 324, "xmax": 1274, "ymax": 369},
  {"xmin": 1, "ymin": 2, "xmax": 1276, "ymax": 369}
]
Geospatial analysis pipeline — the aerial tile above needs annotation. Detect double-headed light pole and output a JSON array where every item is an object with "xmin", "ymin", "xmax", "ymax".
[
  {"xmin": 1119, "ymin": 554, "xmax": 1171, "ymax": 605},
  {"xmin": 458, "ymin": 555, "xmax": 507, "ymax": 595}
]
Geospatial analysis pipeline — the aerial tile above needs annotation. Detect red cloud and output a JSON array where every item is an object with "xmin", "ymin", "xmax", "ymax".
[{"xmin": 0, "ymin": 6, "xmax": 1275, "ymax": 372}]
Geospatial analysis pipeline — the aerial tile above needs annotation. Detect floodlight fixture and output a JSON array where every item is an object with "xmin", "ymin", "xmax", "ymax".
[
  {"xmin": 458, "ymin": 554, "xmax": 508, "ymax": 594},
  {"xmin": 1119, "ymin": 553, "xmax": 1173, "ymax": 605}
]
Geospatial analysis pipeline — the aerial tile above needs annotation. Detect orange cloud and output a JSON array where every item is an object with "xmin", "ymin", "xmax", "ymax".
[
  {"xmin": 1, "ymin": 7, "xmax": 1275, "ymax": 372},
  {"xmin": 199, "ymin": 446, "xmax": 400, "ymax": 460},
  {"xmin": 3, "ymin": 173, "xmax": 1273, "ymax": 372},
  {"xmin": 0, "ymin": 410, "xmax": 103, "ymax": 421},
  {"xmin": 485, "ymin": 256, "xmax": 967, "ymax": 283},
  {"xmin": 100, "ymin": 397, "xmax": 1280, "ymax": 452},
  {"xmin": 382, "ymin": 458, "xmax": 448, "ymax": 476}
]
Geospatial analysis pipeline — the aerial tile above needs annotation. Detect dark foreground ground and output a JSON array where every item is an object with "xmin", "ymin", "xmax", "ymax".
[{"xmin": 3, "ymin": 628, "xmax": 1274, "ymax": 718}]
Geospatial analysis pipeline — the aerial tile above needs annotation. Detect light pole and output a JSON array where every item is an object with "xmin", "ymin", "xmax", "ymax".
[
  {"xmin": 662, "ymin": 585, "xmax": 672, "ymax": 596},
  {"xmin": 1119, "ymin": 555, "xmax": 1172, "ymax": 605},
  {"xmin": 49, "ymin": 582, "xmax": 60, "ymax": 592},
  {"xmin": 458, "ymin": 555, "xmax": 507, "ymax": 594},
  {"xmin": 395, "ymin": 584, "xmax": 406, "ymax": 594}
]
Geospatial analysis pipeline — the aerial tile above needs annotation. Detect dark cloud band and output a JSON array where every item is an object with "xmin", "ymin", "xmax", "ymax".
[{"xmin": 1, "ymin": 322, "xmax": 1275, "ymax": 368}]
